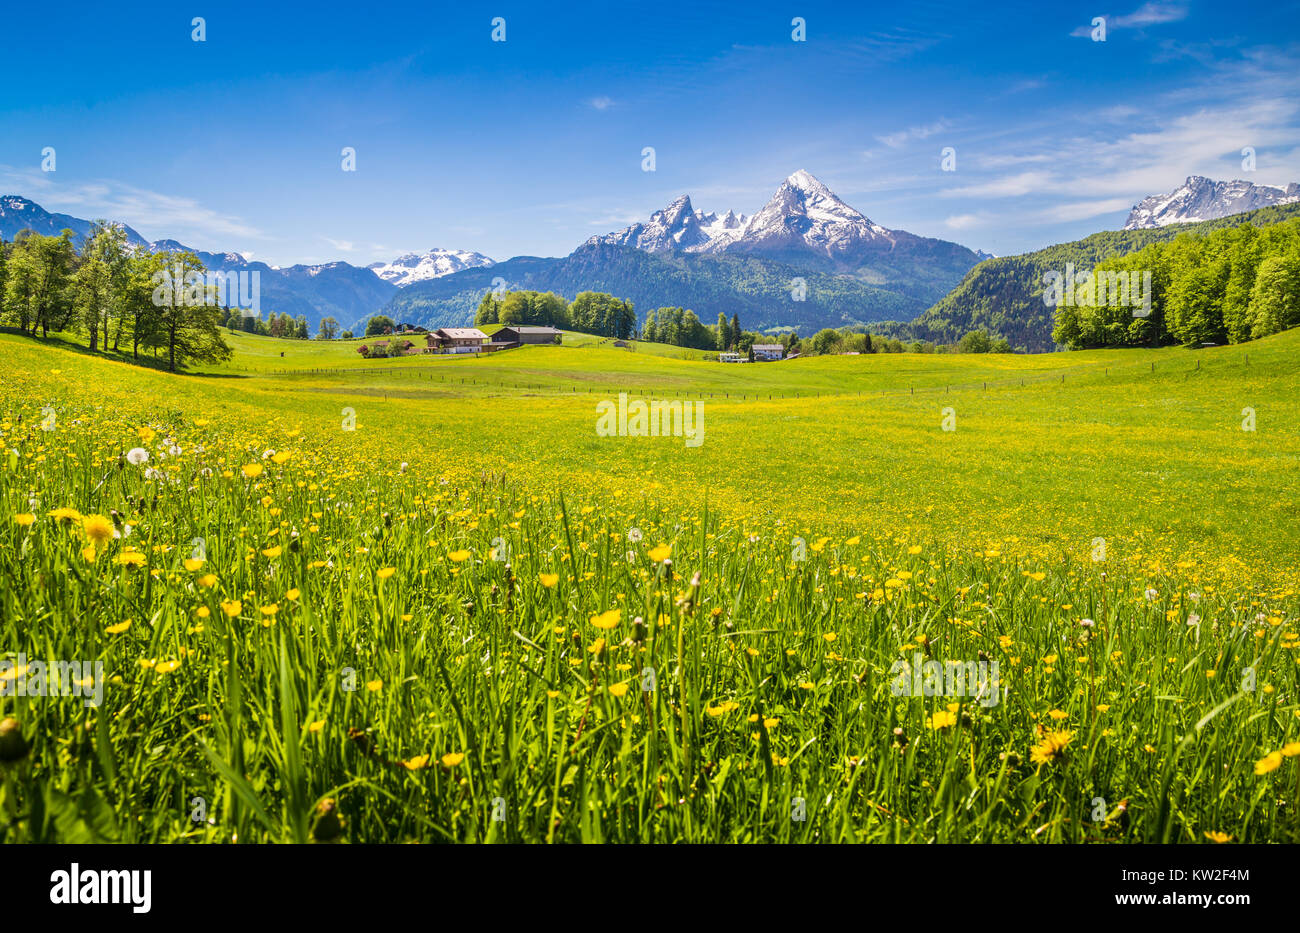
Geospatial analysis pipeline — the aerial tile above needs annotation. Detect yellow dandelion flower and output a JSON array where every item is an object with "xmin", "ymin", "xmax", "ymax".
[
  {"xmin": 1255, "ymin": 751, "xmax": 1283, "ymax": 775},
  {"xmin": 14, "ymin": 513, "xmax": 35, "ymax": 527},
  {"xmin": 221, "ymin": 599, "xmax": 242, "ymax": 617},
  {"xmin": 590, "ymin": 609, "xmax": 620, "ymax": 630},
  {"xmin": 440, "ymin": 752, "xmax": 465, "ymax": 768},
  {"xmin": 608, "ymin": 682, "xmax": 630, "ymax": 697},
  {"xmin": 539, "ymin": 572, "xmax": 559, "ymax": 587},
  {"xmin": 105, "ymin": 620, "xmax": 131, "ymax": 634},
  {"xmin": 447, "ymin": 549, "xmax": 470, "ymax": 563},
  {"xmin": 1030, "ymin": 730, "xmax": 1074, "ymax": 765},
  {"xmin": 82, "ymin": 514, "xmax": 114, "ymax": 545},
  {"xmin": 647, "ymin": 544, "xmax": 671, "ymax": 562},
  {"xmin": 241, "ymin": 463, "xmax": 263, "ymax": 479},
  {"xmin": 377, "ymin": 567, "xmax": 396, "ymax": 579}
]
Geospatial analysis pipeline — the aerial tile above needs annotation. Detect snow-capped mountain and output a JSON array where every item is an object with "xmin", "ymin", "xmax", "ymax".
[
  {"xmin": 587, "ymin": 195, "xmax": 744, "ymax": 252},
  {"xmin": 367, "ymin": 248, "xmax": 495, "ymax": 287},
  {"xmin": 585, "ymin": 170, "xmax": 979, "ymax": 274},
  {"xmin": 698, "ymin": 169, "xmax": 896, "ymax": 263},
  {"xmin": 696, "ymin": 208, "xmax": 748, "ymax": 243},
  {"xmin": 1123, "ymin": 175, "xmax": 1300, "ymax": 230}
]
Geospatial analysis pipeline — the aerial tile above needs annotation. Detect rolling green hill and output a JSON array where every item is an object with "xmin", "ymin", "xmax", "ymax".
[{"xmin": 910, "ymin": 202, "xmax": 1300, "ymax": 351}]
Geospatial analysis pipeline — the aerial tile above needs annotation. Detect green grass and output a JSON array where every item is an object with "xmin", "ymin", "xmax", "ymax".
[{"xmin": 1, "ymin": 328, "xmax": 1298, "ymax": 843}]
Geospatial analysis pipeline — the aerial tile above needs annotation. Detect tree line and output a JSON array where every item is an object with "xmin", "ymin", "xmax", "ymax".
[
  {"xmin": 0, "ymin": 223, "xmax": 232, "ymax": 371},
  {"xmin": 474, "ymin": 289, "xmax": 637, "ymax": 338},
  {"xmin": 1053, "ymin": 218, "xmax": 1300, "ymax": 349}
]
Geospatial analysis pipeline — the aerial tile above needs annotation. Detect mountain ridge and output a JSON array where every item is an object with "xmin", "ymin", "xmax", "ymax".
[{"xmin": 1124, "ymin": 175, "xmax": 1300, "ymax": 230}]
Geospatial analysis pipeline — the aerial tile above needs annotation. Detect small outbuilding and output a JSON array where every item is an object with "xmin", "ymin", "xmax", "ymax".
[{"xmin": 495, "ymin": 325, "xmax": 561, "ymax": 345}]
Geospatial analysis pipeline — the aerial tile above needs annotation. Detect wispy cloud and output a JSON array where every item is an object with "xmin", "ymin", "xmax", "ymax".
[
  {"xmin": 876, "ymin": 120, "xmax": 949, "ymax": 149},
  {"xmin": 940, "ymin": 171, "xmax": 1057, "ymax": 198},
  {"xmin": 0, "ymin": 166, "xmax": 265, "ymax": 245},
  {"xmin": 1071, "ymin": 2, "xmax": 1189, "ymax": 37},
  {"xmin": 588, "ymin": 96, "xmax": 615, "ymax": 111}
]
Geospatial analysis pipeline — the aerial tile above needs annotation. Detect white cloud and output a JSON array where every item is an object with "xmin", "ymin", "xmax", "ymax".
[
  {"xmin": 1038, "ymin": 198, "xmax": 1137, "ymax": 223},
  {"xmin": 876, "ymin": 120, "xmax": 948, "ymax": 149},
  {"xmin": 939, "ymin": 171, "xmax": 1057, "ymax": 198},
  {"xmin": 0, "ymin": 166, "xmax": 265, "ymax": 245},
  {"xmin": 1071, "ymin": 2, "xmax": 1189, "ymax": 36},
  {"xmin": 588, "ymin": 96, "xmax": 615, "ymax": 111}
]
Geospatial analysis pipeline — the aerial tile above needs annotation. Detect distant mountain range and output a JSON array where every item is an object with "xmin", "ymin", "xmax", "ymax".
[
  {"xmin": 0, "ymin": 173, "xmax": 987, "ymax": 334},
  {"xmin": 7, "ymin": 171, "xmax": 1296, "ymax": 342},
  {"xmin": 367, "ymin": 248, "xmax": 495, "ymax": 286},
  {"xmin": 0, "ymin": 195, "xmax": 397, "ymax": 330},
  {"xmin": 1124, "ymin": 175, "xmax": 1300, "ymax": 229},
  {"xmin": 387, "ymin": 171, "xmax": 988, "ymax": 331}
]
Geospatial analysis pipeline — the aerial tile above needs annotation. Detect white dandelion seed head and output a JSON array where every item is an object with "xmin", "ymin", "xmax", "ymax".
[
  {"xmin": 126, "ymin": 447, "xmax": 150, "ymax": 465},
  {"xmin": 1144, "ymin": 588, "xmax": 1158, "ymax": 601}
]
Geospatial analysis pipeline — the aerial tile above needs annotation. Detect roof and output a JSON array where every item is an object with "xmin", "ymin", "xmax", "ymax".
[
  {"xmin": 499, "ymin": 325, "xmax": 559, "ymax": 334},
  {"xmin": 752, "ymin": 344, "xmax": 784, "ymax": 351},
  {"xmin": 436, "ymin": 328, "xmax": 488, "ymax": 340}
]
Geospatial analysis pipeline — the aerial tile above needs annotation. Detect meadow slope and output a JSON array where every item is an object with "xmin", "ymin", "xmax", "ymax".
[{"xmin": 1, "ymin": 331, "xmax": 1298, "ymax": 843}]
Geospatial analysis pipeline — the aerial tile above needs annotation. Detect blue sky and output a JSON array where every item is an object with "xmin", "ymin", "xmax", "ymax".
[{"xmin": 2, "ymin": 0, "xmax": 1298, "ymax": 265}]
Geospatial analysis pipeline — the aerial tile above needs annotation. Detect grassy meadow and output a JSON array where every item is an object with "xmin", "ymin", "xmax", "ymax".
[{"xmin": 1, "ymin": 327, "xmax": 1299, "ymax": 843}]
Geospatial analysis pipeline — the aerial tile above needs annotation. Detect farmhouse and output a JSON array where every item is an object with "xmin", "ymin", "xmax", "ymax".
[
  {"xmin": 718, "ymin": 351, "xmax": 745, "ymax": 363},
  {"xmin": 496, "ymin": 325, "xmax": 560, "ymax": 345},
  {"xmin": 752, "ymin": 343, "xmax": 785, "ymax": 361},
  {"xmin": 426, "ymin": 328, "xmax": 489, "ymax": 354}
]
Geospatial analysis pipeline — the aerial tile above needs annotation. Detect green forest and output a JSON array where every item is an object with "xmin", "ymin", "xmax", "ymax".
[{"xmin": 1052, "ymin": 216, "xmax": 1300, "ymax": 349}]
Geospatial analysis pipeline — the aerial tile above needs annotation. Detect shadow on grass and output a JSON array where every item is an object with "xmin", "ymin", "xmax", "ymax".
[{"xmin": 0, "ymin": 327, "xmax": 248, "ymax": 378}]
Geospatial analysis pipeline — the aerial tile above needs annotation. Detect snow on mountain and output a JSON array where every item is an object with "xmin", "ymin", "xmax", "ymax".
[
  {"xmin": 694, "ymin": 208, "xmax": 750, "ymax": 247},
  {"xmin": 1123, "ymin": 175, "xmax": 1300, "ymax": 230},
  {"xmin": 586, "ymin": 170, "xmax": 919, "ymax": 267},
  {"xmin": 367, "ymin": 248, "xmax": 495, "ymax": 286},
  {"xmin": 586, "ymin": 195, "xmax": 725, "ymax": 252},
  {"xmin": 700, "ymin": 169, "xmax": 895, "ymax": 261}
]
